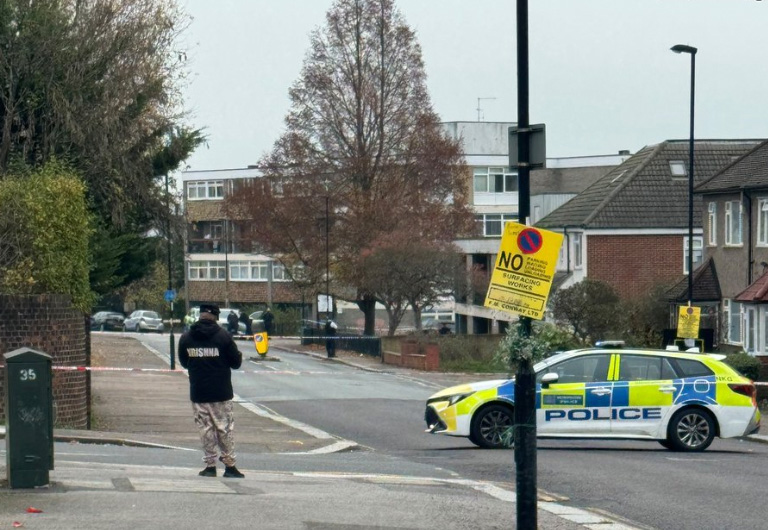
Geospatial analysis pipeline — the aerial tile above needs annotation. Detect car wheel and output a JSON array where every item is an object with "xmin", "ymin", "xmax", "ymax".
[
  {"xmin": 470, "ymin": 404, "xmax": 514, "ymax": 449},
  {"xmin": 666, "ymin": 408, "xmax": 715, "ymax": 452}
]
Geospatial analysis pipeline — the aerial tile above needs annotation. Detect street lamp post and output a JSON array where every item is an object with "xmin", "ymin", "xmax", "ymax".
[
  {"xmin": 165, "ymin": 173, "xmax": 176, "ymax": 370},
  {"xmin": 671, "ymin": 44, "xmax": 697, "ymax": 305},
  {"xmin": 325, "ymin": 193, "xmax": 330, "ymax": 318}
]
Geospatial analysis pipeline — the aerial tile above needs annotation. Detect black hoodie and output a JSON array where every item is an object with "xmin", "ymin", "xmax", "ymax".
[{"xmin": 178, "ymin": 318, "xmax": 242, "ymax": 403}]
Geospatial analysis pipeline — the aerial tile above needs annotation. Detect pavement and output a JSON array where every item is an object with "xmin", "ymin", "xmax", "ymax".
[{"xmin": 0, "ymin": 334, "xmax": 766, "ymax": 529}]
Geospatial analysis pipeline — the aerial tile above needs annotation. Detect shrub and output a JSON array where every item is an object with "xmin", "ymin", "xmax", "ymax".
[
  {"xmin": 494, "ymin": 321, "xmax": 582, "ymax": 373},
  {"xmin": 435, "ymin": 335, "xmax": 506, "ymax": 373},
  {"xmin": 724, "ymin": 352, "xmax": 761, "ymax": 381}
]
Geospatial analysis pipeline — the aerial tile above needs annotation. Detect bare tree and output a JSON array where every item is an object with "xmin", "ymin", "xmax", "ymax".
[{"xmin": 229, "ymin": 0, "xmax": 474, "ymax": 335}]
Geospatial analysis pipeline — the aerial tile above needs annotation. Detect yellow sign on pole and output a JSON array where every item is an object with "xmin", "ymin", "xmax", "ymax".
[
  {"xmin": 676, "ymin": 305, "xmax": 701, "ymax": 339},
  {"xmin": 484, "ymin": 222, "xmax": 564, "ymax": 320}
]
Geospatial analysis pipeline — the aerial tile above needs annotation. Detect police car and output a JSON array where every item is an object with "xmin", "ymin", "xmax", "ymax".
[{"xmin": 425, "ymin": 347, "xmax": 761, "ymax": 452}]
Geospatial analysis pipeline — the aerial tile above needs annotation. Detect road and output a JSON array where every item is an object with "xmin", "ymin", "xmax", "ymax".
[{"xmin": 138, "ymin": 333, "xmax": 768, "ymax": 530}]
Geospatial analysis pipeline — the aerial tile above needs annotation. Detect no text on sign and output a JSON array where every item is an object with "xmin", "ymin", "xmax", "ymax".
[{"xmin": 484, "ymin": 222, "xmax": 563, "ymax": 320}]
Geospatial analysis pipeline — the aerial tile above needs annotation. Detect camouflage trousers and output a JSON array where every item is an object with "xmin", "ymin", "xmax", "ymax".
[{"xmin": 192, "ymin": 401, "xmax": 236, "ymax": 467}]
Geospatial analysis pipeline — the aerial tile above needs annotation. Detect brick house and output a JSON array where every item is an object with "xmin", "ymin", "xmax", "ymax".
[
  {"xmin": 181, "ymin": 168, "xmax": 307, "ymax": 314},
  {"xmin": 693, "ymin": 139, "xmax": 768, "ymax": 356},
  {"xmin": 536, "ymin": 139, "xmax": 762, "ymax": 303}
]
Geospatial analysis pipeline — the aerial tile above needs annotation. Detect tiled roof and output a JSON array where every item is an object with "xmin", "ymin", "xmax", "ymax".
[
  {"xmin": 531, "ymin": 166, "xmax": 616, "ymax": 195},
  {"xmin": 735, "ymin": 270, "xmax": 768, "ymax": 303},
  {"xmin": 666, "ymin": 258, "xmax": 721, "ymax": 302},
  {"xmin": 697, "ymin": 139, "xmax": 768, "ymax": 193},
  {"xmin": 536, "ymin": 140, "xmax": 762, "ymax": 230}
]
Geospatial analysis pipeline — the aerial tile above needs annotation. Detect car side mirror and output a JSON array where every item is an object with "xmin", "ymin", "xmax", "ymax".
[{"xmin": 541, "ymin": 372, "xmax": 559, "ymax": 388}]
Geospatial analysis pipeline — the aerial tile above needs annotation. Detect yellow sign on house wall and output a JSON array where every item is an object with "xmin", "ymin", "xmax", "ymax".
[
  {"xmin": 677, "ymin": 305, "xmax": 701, "ymax": 340},
  {"xmin": 484, "ymin": 222, "xmax": 564, "ymax": 320}
]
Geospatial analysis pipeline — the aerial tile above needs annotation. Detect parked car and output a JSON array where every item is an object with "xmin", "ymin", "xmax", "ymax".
[
  {"xmin": 90, "ymin": 311, "xmax": 125, "ymax": 331},
  {"xmin": 425, "ymin": 346, "xmax": 761, "ymax": 452},
  {"xmin": 187, "ymin": 306, "xmax": 247, "ymax": 334},
  {"xmin": 124, "ymin": 310, "xmax": 164, "ymax": 333}
]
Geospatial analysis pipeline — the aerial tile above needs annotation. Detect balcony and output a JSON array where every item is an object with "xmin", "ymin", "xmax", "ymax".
[{"xmin": 187, "ymin": 237, "xmax": 257, "ymax": 255}]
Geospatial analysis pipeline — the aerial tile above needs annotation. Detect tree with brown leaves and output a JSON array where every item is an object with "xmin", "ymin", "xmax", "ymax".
[{"xmin": 229, "ymin": 0, "xmax": 474, "ymax": 335}]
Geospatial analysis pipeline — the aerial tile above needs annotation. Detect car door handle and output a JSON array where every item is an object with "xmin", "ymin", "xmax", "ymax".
[
  {"xmin": 590, "ymin": 388, "xmax": 611, "ymax": 396},
  {"xmin": 659, "ymin": 386, "xmax": 676, "ymax": 393}
]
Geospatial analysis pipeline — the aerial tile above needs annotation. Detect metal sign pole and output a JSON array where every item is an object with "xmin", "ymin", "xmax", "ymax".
[{"xmin": 515, "ymin": 1, "xmax": 537, "ymax": 528}]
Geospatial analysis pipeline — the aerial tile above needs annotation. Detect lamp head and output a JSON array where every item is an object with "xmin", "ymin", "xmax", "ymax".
[{"xmin": 671, "ymin": 44, "xmax": 698, "ymax": 55}]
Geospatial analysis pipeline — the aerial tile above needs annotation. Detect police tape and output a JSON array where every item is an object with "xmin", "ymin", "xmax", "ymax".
[
  {"xmin": 52, "ymin": 365, "xmax": 178, "ymax": 373},
  {"xmin": 50, "ymin": 365, "xmax": 336, "ymax": 376},
  {"xmin": 48, "ymin": 364, "xmax": 768, "ymax": 385}
]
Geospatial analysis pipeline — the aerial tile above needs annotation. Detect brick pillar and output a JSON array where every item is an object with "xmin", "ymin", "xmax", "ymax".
[
  {"xmin": 0, "ymin": 294, "xmax": 88, "ymax": 428},
  {"xmin": 424, "ymin": 343, "xmax": 440, "ymax": 371}
]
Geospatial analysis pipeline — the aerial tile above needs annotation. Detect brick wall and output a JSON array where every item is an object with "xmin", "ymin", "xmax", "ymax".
[
  {"xmin": 588, "ymin": 234, "xmax": 682, "ymax": 299},
  {"xmin": 187, "ymin": 280, "xmax": 306, "ymax": 306},
  {"xmin": 382, "ymin": 340, "xmax": 440, "ymax": 371},
  {"xmin": 0, "ymin": 294, "xmax": 88, "ymax": 428}
]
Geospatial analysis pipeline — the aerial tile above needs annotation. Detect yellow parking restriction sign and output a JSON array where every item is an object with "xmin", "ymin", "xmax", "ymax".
[
  {"xmin": 677, "ymin": 305, "xmax": 701, "ymax": 340},
  {"xmin": 484, "ymin": 222, "xmax": 563, "ymax": 320}
]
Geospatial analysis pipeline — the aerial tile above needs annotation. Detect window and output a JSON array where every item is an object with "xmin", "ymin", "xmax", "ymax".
[
  {"xmin": 683, "ymin": 236, "xmax": 703, "ymax": 274},
  {"xmin": 536, "ymin": 354, "xmax": 610, "ymax": 385},
  {"xmin": 188, "ymin": 261, "xmax": 226, "ymax": 280},
  {"xmin": 573, "ymin": 233, "xmax": 583, "ymax": 268},
  {"xmin": 758, "ymin": 198, "xmax": 768, "ymax": 246},
  {"xmin": 618, "ymin": 355, "xmax": 676, "ymax": 381},
  {"xmin": 670, "ymin": 358, "xmax": 714, "ymax": 378},
  {"xmin": 724, "ymin": 299, "xmax": 742, "ymax": 344},
  {"xmin": 272, "ymin": 262, "xmax": 288, "ymax": 281},
  {"xmin": 475, "ymin": 214, "xmax": 517, "ymax": 237},
  {"xmin": 187, "ymin": 180, "xmax": 224, "ymax": 200},
  {"xmin": 669, "ymin": 161, "xmax": 687, "ymax": 176},
  {"xmin": 229, "ymin": 261, "xmax": 250, "ymax": 280},
  {"xmin": 725, "ymin": 200, "xmax": 743, "ymax": 246},
  {"xmin": 473, "ymin": 167, "xmax": 517, "ymax": 193},
  {"xmin": 473, "ymin": 169, "xmax": 488, "ymax": 193},
  {"xmin": 250, "ymin": 261, "xmax": 269, "ymax": 280},
  {"xmin": 707, "ymin": 202, "xmax": 717, "ymax": 246}
]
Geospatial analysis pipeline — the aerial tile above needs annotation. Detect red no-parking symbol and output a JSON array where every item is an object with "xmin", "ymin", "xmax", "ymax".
[{"xmin": 517, "ymin": 228, "xmax": 543, "ymax": 254}]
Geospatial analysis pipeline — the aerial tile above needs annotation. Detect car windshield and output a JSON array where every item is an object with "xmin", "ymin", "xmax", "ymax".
[{"xmin": 144, "ymin": 311, "xmax": 159, "ymax": 319}]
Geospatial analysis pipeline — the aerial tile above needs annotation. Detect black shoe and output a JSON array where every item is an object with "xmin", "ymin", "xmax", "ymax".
[
  {"xmin": 223, "ymin": 466, "xmax": 244, "ymax": 478},
  {"xmin": 198, "ymin": 466, "xmax": 216, "ymax": 477}
]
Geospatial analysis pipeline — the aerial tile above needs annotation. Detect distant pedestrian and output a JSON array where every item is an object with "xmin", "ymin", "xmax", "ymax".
[
  {"xmin": 439, "ymin": 322, "xmax": 451, "ymax": 335},
  {"xmin": 324, "ymin": 318, "xmax": 338, "ymax": 358},
  {"xmin": 226, "ymin": 310, "xmax": 239, "ymax": 335},
  {"xmin": 239, "ymin": 311, "xmax": 253, "ymax": 336},
  {"xmin": 262, "ymin": 307, "xmax": 275, "ymax": 336},
  {"xmin": 178, "ymin": 304, "xmax": 245, "ymax": 478}
]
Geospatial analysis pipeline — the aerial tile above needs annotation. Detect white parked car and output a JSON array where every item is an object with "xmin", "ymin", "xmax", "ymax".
[
  {"xmin": 187, "ymin": 306, "xmax": 247, "ymax": 334},
  {"xmin": 124, "ymin": 310, "xmax": 164, "ymax": 333}
]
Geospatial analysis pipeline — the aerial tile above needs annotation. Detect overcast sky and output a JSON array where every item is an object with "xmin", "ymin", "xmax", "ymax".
[{"xmin": 179, "ymin": 0, "xmax": 767, "ymax": 171}]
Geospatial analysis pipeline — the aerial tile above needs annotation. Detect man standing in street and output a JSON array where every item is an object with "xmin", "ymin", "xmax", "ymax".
[
  {"xmin": 324, "ymin": 318, "xmax": 338, "ymax": 358},
  {"xmin": 226, "ymin": 310, "xmax": 239, "ymax": 336},
  {"xmin": 262, "ymin": 307, "xmax": 275, "ymax": 336},
  {"xmin": 178, "ymin": 304, "xmax": 245, "ymax": 478}
]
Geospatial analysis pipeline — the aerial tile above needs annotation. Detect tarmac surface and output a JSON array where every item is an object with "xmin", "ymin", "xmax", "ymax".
[{"xmin": 0, "ymin": 333, "xmax": 766, "ymax": 529}]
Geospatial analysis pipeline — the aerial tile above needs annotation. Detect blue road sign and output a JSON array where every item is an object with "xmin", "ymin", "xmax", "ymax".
[{"xmin": 164, "ymin": 289, "xmax": 176, "ymax": 302}]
